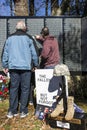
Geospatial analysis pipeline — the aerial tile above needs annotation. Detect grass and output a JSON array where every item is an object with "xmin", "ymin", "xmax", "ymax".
[
  {"xmin": 75, "ymin": 99, "xmax": 87, "ymax": 113},
  {"xmin": 0, "ymin": 99, "xmax": 87, "ymax": 130},
  {"xmin": 0, "ymin": 100, "xmax": 45, "ymax": 130}
]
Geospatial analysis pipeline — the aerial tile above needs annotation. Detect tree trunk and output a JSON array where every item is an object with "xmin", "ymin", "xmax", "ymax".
[
  {"xmin": 14, "ymin": 0, "xmax": 29, "ymax": 16},
  {"xmin": 51, "ymin": 0, "xmax": 62, "ymax": 16},
  {"xmin": 51, "ymin": 0, "xmax": 58, "ymax": 12},
  {"xmin": 75, "ymin": 0, "xmax": 80, "ymax": 15},
  {"xmin": 60, "ymin": 0, "xmax": 70, "ymax": 15},
  {"xmin": 45, "ymin": 0, "xmax": 49, "ymax": 16},
  {"xmin": 29, "ymin": 0, "xmax": 34, "ymax": 16}
]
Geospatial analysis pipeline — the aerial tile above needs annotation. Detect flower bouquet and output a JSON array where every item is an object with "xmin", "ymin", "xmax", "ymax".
[{"xmin": 0, "ymin": 75, "xmax": 10, "ymax": 101}]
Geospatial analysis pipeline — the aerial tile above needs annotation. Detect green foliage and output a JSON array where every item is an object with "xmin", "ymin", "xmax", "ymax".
[{"xmin": 68, "ymin": 75, "xmax": 87, "ymax": 99}]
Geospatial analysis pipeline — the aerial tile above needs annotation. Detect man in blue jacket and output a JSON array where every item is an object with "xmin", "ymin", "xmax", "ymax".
[{"xmin": 1, "ymin": 21, "xmax": 39, "ymax": 118}]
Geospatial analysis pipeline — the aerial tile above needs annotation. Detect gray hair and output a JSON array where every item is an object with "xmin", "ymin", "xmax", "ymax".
[{"xmin": 16, "ymin": 21, "xmax": 26, "ymax": 30}]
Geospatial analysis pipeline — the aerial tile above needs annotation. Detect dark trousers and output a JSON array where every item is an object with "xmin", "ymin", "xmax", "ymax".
[
  {"xmin": 29, "ymin": 72, "xmax": 35, "ymax": 102},
  {"xmin": 9, "ymin": 70, "xmax": 31, "ymax": 114}
]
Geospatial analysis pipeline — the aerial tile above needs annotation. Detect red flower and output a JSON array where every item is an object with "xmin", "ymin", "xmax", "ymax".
[
  {"xmin": 4, "ymin": 88, "xmax": 8, "ymax": 92},
  {"xmin": 0, "ymin": 75, "xmax": 3, "ymax": 80},
  {"xmin": 0, "ymin": 75, "xmax": 10, "ymax": 100},
  {"xmin": 0, "ymin": 91, "xmax": 3, "ymax": 95},
  {"xmin": 3, "ymin": 79, "xmax": 7, "ymax": 83}
]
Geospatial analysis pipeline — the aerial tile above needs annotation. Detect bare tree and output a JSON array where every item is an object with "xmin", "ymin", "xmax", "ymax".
[
  {"xmin": 29, "ymin": 0, "xmax": 34, "ymax": 16},
  {"xmin": 13, "ymin": 0, "xmax": 87, "ymax": 16},
  {"xmin": 83, "ymin": 0, "xmax": 87, "ymax": 16},
  {"xmin": 60, "ymin": 0, "xmax": 71, "ymax": 15},
  {"xmin": 75, "ymin": 0, "xmax": 80, "ymax": 15},
  {"xmin": 51, "ymin": 0, "xmax": 60, "ymax": 15},
  {"xmin": 14, "ymin": 0, "xmax": 29, "ymax": 16},
  {"xmin": 46, "ymin": 0, "xmax": 49, "ymax": 16}
]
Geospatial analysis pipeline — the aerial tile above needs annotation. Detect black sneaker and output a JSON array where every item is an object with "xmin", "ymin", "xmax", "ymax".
[
  {"xmin": 7, "ymin": 111, "xmax": 13, "ymax": 118},
  {"xmin": 20, "ymin": 112, "xmax": 28, "ymax": 118}
]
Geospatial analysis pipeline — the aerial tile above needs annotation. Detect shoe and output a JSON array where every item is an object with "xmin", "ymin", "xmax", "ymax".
[
  {"xmin": 14, "ymin": 113, "xmax": 19, "ymax": 117},
  {"xmin": 7, "ymin": 111, "xmax": 13, "ymax": 118},
  {"xmin": 20, "ymin": 112, "xmax": 28, "ymax": 118},
  {"xmin": 29, "ymin": 101, "xmax": 33, "ymax": 105}
]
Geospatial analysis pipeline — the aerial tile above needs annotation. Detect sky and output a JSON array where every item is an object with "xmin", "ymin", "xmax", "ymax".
[
  {"xmin": 34, "ymin": 0, "xmax": 51, "ymax": 16},
  {"xmin": 0, "ymin": 0, "xmax": 12, "ymax": 16},
  {"xmin": 0, "ymin": 0, "xmax": 15, "ymax": 16}
]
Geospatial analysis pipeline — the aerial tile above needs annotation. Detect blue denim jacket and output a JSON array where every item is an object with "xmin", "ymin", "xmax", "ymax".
[{"xmin": 2, "ymin": 30, "xmax": 39, "ymax": 70}]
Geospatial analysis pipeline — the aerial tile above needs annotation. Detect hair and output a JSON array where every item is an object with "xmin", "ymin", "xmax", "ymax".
[
  {"xmin": 41, "ymin": 27, "xmax": 49, "ymax": 36},
  {"xmin": 16, "ymin": 21, "xmax": 26, "ymax": 30}
]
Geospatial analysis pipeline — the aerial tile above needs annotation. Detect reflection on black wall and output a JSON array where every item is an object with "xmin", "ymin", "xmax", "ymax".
[{"xmin": 0, "ymin": 16, "xmax": 86, "ymax": 73}]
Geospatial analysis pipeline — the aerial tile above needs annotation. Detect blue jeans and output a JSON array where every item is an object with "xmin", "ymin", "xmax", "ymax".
[{"xmin": 9, "ymin": 70, "xmax": 31, "ymax": 114}]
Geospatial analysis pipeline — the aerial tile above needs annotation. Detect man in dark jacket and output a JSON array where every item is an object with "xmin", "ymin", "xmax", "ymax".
[{"xmin": 1, "ymin": 21, "xmax": 39, "ymax": 118}]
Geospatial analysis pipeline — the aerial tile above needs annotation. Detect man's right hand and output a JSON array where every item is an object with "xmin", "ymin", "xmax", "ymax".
[
  {"xmin": 3, "ymin": 68, "xmax": 8, "ymax": 74},
  {"xmin": 35, "ymin": 35, "xmax": 40, "ymax": 39}
]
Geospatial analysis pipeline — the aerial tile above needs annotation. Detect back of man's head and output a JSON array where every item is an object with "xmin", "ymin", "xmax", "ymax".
[
  {"xmin": 41, "ymin": 27, "xmax": 49, "ymax": 36},
  {"xmin": 16, "ymin": 21, "xmax": 26, "ymax": 31}
]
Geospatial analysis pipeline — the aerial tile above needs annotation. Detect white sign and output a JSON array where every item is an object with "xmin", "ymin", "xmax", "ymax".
[
  {"xmin": 35, "ymin": 69, "xmax": 58, "ymax": 107},
  {"xmin": 56, "ymin": 121, "xmax": 70, "ymax": 129}
]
